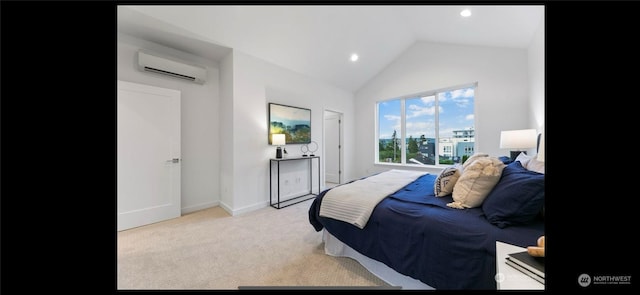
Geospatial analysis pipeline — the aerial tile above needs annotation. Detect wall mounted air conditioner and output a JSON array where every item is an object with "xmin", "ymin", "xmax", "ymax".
[{"xmin": 137, "ymin": 50, "xmax": 206, "ymax": 84}]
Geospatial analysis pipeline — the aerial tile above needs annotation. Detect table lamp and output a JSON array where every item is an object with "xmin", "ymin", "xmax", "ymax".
[
  {"xmin": 272, "ymin": 134, "xmax": 286, "ymax": 159},
  {"xmin": 500, "ymin": 129, "xmax": 537, "ymax": 161}
]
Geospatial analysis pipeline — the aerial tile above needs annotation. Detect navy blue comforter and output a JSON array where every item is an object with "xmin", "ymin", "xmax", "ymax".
[{"xmin": 308, "ymin": 173, "xmax": 544, "ymax": 290}]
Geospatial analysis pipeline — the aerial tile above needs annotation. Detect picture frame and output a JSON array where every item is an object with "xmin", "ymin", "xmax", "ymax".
[{"xmin": 268, "ymin": 103, "xmax": 311, "ymax": 144}]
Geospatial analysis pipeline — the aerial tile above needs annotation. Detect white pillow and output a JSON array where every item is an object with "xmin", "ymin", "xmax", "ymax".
[
  {"xmin": 515, "ymin": 152, "xmax": 544, "ymax": 174},
  {"xmin": 448, "ymin": 157, "xmax": 505, "ymax": 209},
  {"xmin": 515, "ymin": 152, "xmax": 531, "ymax": 167},
  {"xmin": 527, "ymin": 156, "xmax": 545, "ymax": 174}
]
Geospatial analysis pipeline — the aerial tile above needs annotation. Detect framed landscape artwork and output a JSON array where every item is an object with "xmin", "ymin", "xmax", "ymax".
[{"xmin": 268, "ymin": 103, "xmax": 311, "ymax": 144}]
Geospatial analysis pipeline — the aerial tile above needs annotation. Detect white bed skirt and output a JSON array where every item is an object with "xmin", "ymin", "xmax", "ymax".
[{"xmin": 322, "ymin": 229, "xmax": 434, "ymax": 290}]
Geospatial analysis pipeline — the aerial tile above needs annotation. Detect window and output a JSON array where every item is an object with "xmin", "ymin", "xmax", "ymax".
[{"xmin": 377, "ymin": 83, "xmax": 476, "ymax": 166}]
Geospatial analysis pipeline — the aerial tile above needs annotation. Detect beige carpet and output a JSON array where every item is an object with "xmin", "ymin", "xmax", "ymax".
[{"xmin": 117, "ymin": 199, "xmax": 390, "ymax": 289}]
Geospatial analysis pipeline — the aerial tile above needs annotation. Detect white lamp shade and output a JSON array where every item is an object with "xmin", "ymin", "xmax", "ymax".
[
  {"xmin": 272, "ymin": 134, "xmax": 286, "ymax": 146},
  {"xmin": 499, "ymin": 129, "xmax": 537, "ymax": 149}
]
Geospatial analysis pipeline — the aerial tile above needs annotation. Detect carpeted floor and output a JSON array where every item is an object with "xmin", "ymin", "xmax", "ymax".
[{"xmin": 117, "ymin": 199, "xmax": 390, "ymax": 289}]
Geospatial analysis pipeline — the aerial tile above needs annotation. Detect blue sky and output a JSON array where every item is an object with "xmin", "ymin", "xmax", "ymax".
[{"xmin": 379, "ymin": 87, "xmax": 474, "ymax": 140}]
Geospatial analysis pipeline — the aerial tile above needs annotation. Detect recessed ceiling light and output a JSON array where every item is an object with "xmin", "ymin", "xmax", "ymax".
[
  {"xmin": 460, "ymin": 9, "xmax": 471, "ymax": 17},
  {"xmin": 350, "ymin": 53, "xmax": 359, "ymax": 62}
]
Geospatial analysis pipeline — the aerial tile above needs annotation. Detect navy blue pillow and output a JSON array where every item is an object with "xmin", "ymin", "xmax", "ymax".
[
  {"xmin": 498, "ymin": 156, "xmax": 513, "ymax": 165},
  {"xmin": 482, "ymin": 161, "xmax": 544, "ymax": 228}
]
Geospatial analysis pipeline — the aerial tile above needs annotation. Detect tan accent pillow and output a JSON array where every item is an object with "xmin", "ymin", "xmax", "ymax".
[
  {"xmin": 448, "ymin": 157, "xmax": 505, "ymax": 209},
  {"xmin": 462, "ymin": 153, "xmax": 489, "ymax": 169},
  {"xmin": 433, "ymin": 166, "xmax": 461, "ymax": 197}
]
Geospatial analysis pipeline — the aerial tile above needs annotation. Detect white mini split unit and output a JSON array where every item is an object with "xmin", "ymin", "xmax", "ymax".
[{"xmin": 137, "ymin": 50, "xmax": 207, "ymax": 84}]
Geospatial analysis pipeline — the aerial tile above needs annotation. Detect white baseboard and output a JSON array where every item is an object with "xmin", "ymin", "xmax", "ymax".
[
  {"xmin": 181, "ymin": 201, "xmax": 219, "ymax": 215},
  {"xmin": 227, "ymin": 201, "xmax": 269, "ymax": 216},
  {"xmin": 218, "ymin": 201, "xmax": 233, "ymax": 216},
  {"xmin": 218, "ymin": 200, "xmax": 267, "ymax": 216},
  {"xmin": 219, "ymin": 194, "xmax": 313, "ymax": 216}
]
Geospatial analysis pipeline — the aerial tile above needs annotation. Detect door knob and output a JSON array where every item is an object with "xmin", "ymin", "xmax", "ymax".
[{"xmin": 166, "ymin": 158, "xmax": 181, "ymax": 163}]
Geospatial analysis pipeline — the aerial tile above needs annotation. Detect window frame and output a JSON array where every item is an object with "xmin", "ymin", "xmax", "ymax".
[{"xmin": 375, "ymin": 82, "xmax": 477, "ymax": 167}]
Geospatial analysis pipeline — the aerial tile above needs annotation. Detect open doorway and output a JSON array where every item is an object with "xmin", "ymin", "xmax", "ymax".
[{"xmin": 324, "ymin": 110, "xmax": 343, "ymax": 189}]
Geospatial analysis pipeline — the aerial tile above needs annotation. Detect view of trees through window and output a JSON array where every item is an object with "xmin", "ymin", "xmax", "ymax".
[{"xmin": 377, "ymin": 84, "xmax": 476, "ymax": 166}]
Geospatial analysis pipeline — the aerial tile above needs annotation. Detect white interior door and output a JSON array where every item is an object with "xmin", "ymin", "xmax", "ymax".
[
  {"xmin": 117, "ymin": 80, "xmax": 181, "ymax": 231},
  {"xmin": 324, "ymin": 110, "xmax": 342, "ymax": 184}
]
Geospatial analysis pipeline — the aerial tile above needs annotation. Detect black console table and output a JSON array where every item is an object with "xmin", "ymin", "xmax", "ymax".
[{"xmin": 269, "ymin": 156, "xmax": 320, "ymax": 209}]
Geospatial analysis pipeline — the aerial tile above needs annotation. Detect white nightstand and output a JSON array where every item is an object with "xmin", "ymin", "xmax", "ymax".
[{"xmin": 495, "ymin": 241, "xmax": 544, "ymax": 290}]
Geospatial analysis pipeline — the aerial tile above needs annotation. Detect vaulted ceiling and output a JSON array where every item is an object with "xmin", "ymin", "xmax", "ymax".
[{"xmin": 117, "ymin": 5, "xmax": 544, "ymax": 93}]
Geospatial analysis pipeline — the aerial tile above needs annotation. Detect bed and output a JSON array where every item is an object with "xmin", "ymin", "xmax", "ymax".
[{"xmin": 308, "ymin": 155, "xmax": 545, "ymax": 290}]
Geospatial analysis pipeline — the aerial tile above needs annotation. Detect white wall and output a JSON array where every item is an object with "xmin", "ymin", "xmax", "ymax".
[
  {"xmin": 528, "ymin": 18, "xmax": 545, "ymax": 140},
  {"xmin": 224, "ymin": 50, "xmax": 355, "ymax": 215},
  {"xmin": 219, "ymin": 51, "xmax": 235, "ymax": 211},
  {"xmin": 117, "ymin": 33, "xmax": 221, "ymax": 214},
  {"xmin": 354, "ymin": 41, "xmax": 530, "ymax": 178}
]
